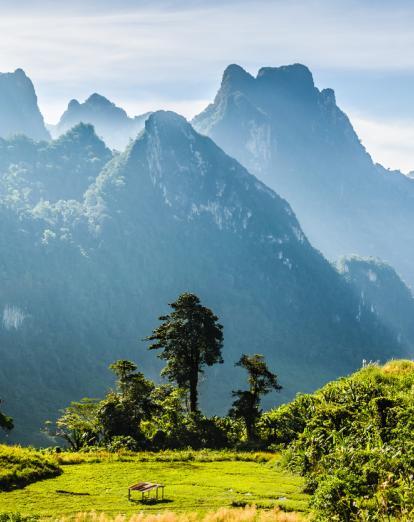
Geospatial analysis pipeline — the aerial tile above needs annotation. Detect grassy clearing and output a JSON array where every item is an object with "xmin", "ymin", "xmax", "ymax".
[
  {"xmin": 0, "ymin": 445, "xmax": 61, "ymax": 491},
  {"xmin": 0, "ymin": 451, "xmax": 308, "ymax": 518},
  {"xmin": 52, "ymin": 450, "xmax": 277, "ymax": 466}
]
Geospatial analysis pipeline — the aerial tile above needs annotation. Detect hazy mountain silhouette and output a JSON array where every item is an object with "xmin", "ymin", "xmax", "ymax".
[
  {"xmin": 52, "ymin": 93, "xmax": 151, "ymax": 150},
  {"xmin": 193, "ymin": 63, "xmax": 414, "ymax": 287},
  {"xmin": 338, "ymin": 256, "xmax": 414, "ymax": 352},
  {"xmin": 0, "ymin": 69, "xmax": 50, "ymax": 141}
]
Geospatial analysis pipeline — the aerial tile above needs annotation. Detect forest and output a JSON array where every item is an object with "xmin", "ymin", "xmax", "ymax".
[{"xmin": 2, "ymin": 294, "xmax": 414, "ymax": 520}]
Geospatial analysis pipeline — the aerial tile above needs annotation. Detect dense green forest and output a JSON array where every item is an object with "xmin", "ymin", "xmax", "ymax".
[
  {"xmin": 261, "ymin": 360, "xmax": 414, "ymax": 520},
  {"xmin": 2, "ymin": 359, "xmax": 414, "ymax": 521}
]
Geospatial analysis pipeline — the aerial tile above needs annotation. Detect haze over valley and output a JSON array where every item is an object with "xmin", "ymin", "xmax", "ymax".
[
  {"xmin": 2, "ymin": 3, "xmax": 414, "ymax": 520},
  {"xmin": 0, "ymin": 64, "xmax": 412, "ymax": 445}
]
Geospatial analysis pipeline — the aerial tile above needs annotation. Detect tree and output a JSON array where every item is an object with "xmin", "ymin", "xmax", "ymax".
[
  {"xmin": 49, "ymin": 360, "xmax": 156, "ymax": 449},
  {"xmin": 229, "ymin": 354, "xmax": 281, "ymax": 441},
  {"xmin": 141, "ymin": 384, "xmax": 189, "ymax": 449},
  {"xmin": 46, "ymin": 398, "xmax": 100, "ymax": 450},
  {"xmin": 146, "ymin": 293, "xmax": 224, "ymax": 412},
  {"xmin": 97, "ymin": 360, "xmax": 156, "ymax": 443},
  {"xmin": 109, "ymin": 360, "xmax": 141, "ymax": 395},
  {"xmin": 142, "ymin": 385, "xmax": 232, "ymax": 450},
  {"xmin": 0, "ymin": 399, "xmax": 13, "ymax": 432}
]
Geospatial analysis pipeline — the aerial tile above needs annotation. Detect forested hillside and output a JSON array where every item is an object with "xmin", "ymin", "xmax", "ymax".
[{"xmin": 0, "ymin": 108, "xmax": 404, "ymax": 444}]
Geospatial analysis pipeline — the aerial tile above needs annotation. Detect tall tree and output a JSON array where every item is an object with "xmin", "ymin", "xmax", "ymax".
[
  {"xmin": 98, "ymin": 360, "xmax": 156, "ymax": 441},
  {"xmin": 0, "ymin": 399, "xmax": 13, "ymax": 432},
  {"xmin": 146, "ymin": 293, "xmax": 224, "ymax": 412},
  {"xmin": 229, "ymin": 354, "xmax": 281, "ymax": 441}
]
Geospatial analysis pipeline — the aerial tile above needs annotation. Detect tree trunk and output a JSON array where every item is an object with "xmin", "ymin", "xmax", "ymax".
[
  {"xmin": 246, "ymin": 420, "xmax": 256, "ymax": 442},
  {"xmin": 189, "ymin": 372, "xmax": 199, "ymax": 413}
]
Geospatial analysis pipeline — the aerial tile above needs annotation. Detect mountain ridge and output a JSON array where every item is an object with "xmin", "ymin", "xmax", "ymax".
[
  {"xmin": 193, "ymin": 63, "xmax": 414, "ymax": 286},
  {"xmin": 52, "ymin": 92, "xmax": 151, "ymax": 150},
  {"xmin": 0, "ymin": 69, "xmax": 50, "ymax": 141}
]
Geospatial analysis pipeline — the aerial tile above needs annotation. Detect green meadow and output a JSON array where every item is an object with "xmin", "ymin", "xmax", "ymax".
[{"xmin": 0, "ymin": 450, "xmax": 308, "ymax": 519}]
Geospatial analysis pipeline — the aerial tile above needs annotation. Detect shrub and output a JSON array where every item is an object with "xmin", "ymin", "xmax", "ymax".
[
  {"xmin": 274, "ymin": 361, "xmax": 414, "ymax": 520},
  {"xmin": 105, "ymin": 435, "xmax": 140, "ymax": 452},
  {"xmin": 0, "ymin": 445, "xmax": 61, "ymax": 491}
]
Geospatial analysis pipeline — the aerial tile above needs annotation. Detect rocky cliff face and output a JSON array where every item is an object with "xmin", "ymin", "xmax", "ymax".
[
  {"xmin": 0, "ymin": 69, "xmax": 50, "ymax": 141},
  {"xmin": 338, "ymin": 256, "xmax": 414, "ymax": 351},
  {"xmin": 193, "ymin": 64, "xmax": 414, "ymax": 287}
]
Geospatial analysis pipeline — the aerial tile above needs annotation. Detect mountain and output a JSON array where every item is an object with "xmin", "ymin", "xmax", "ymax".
[
  {"xmin": 193, "ymin": 64, "xmax": 414, "ymax": 287},
  {"xmin": 0, "ymin": 69, "xmax": 50, "ymax": 141},
  {"xmin": 0, "ymin": 123, "xmax": 112, "ymax": 203},
  {"xmin": 52, "ymin": 93, "xmax": 151, "ymax": 150},
  {"xmin": 0, "ymin": 123, "xmax": 112, "ymax": 204},
  {"xmin": 0, "ymin": 111, "xmax": 404, "ymax": 445},
  {"xmin": 338, "ymin": 256, "xmax": 414, "ymax": 351}
]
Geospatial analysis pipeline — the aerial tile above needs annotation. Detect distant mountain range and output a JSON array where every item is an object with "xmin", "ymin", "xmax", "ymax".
[
  {"xmin": 50, "ymin": 93, "xmax": 151, "ymax": 150},
  {"xmin": 0, "ymin": 68, "xmax": 411, "ymax": 444},
  {"xmin": 193, "ymin": 64, "xmax": 414, "ymax": 287}
]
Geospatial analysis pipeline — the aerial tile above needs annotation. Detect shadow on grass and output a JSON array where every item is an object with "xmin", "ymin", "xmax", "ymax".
[
  {"xmin": 56, "ymin": 490, "xmax": 91, "ymax": 496},
  {"xmin": 129, "ymin": 498, "xmax": 173, "ymax": 505}
]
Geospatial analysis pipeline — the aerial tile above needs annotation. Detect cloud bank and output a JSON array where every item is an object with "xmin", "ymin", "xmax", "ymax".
[{"xmin": 0, "ymin": 0, "xmax": 413, "ymax": 170}]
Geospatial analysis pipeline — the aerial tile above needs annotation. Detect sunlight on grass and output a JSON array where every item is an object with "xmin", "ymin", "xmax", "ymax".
[
  {"xmin": 0, "ymin": 454, "xmax": 308, "ymax": 518},
  {"xmin": 381, "ymin": 359, "xmax": 414, "ymax": 376}
]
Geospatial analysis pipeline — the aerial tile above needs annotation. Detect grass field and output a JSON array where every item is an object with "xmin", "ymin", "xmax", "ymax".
[{"xmin": 0, "ymin": 451, "xmax": 309, "ymax": 519}]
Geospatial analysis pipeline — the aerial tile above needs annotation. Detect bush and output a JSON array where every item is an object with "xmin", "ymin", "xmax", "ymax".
[
  {"xmin": 0, "ymin": 445, "xmax": 62, "ymax": 491},
  {"xmin": 274, "ymin": 361, "xmax": 414, "ymax": 520},
  {"xmin": 258, "ymin": 394, "xmax": 315, "ymax": 446},
  {"xmin": 105, "ymin": 435, "xmax": 140, "ymax": 452}
]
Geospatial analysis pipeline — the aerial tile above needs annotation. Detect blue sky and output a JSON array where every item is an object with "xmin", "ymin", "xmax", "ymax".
[{"xmin": 0, "ymin": 0, "xmax": 413, "ymax": 171}]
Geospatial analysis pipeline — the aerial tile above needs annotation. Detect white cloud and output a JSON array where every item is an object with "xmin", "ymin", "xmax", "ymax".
[
  {"xmin": 2, "ymin": 1, "xmax": 414, "ymax": 77},
  {"xmin": 0, "ymin": 0, "xmax": 414, "ymax": 170},
  {"xmin": 350, "ymin": 113, "xmax": 414, "ymax": 173}
]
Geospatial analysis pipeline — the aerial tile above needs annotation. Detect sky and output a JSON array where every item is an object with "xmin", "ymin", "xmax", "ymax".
[{"xmin": 0, "ymin": 0, "xmax": 413, "ymax": 172}]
